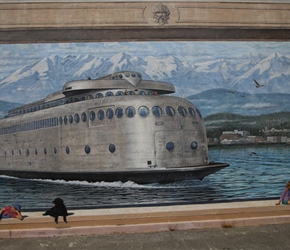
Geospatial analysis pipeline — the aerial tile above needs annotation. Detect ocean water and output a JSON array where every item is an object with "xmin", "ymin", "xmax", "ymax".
[{"xmin": 1, "ymin": 144, "xmax": 289, "ymax": 211}]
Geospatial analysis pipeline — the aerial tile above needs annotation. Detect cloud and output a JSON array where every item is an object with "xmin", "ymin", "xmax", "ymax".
[{"xmin": 242, "ymin": 102, "xmax": 276, "ymax": 110}]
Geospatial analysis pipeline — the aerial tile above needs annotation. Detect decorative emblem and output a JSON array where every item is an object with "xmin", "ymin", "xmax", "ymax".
[{"xmin": 153, "ymin": 3, "xmax": 170, "ymax": 26}]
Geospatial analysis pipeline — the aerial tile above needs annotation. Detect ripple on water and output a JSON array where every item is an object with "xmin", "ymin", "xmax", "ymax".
[{"xmin": 1, "ymin": 144, "xmax": 290, "ymax": 210}]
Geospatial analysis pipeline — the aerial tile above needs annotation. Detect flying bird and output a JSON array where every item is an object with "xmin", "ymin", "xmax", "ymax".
[{"xmin": 253, "ymin": 79, "xmax": 265, "ymax": 88}]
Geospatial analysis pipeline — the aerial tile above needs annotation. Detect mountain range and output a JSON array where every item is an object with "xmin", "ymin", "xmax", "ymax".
[{"xmin": 0, "ymin": 51, "xmax": 289, "ymax": 118}]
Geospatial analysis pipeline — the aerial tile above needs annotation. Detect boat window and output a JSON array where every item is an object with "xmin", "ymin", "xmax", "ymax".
[
  {"xmin": 74, "ymin": 97, "xmax": 79, "ymax": 102},
  {"xmin": 152, "ymin": 106, "xmax": 162, "ymax": 117},
  {"xmin": 106, "ymin": 91, "xmax": 114, "ymax": 97},
  {"xmin": 188, "ymin": 107, "xmax": 196, "ymax": 117},
  {"xmin": 87, "ymin": 95, "xmax": 94, "ymax": 100},
  {"xmin": 85, "ymin": 145, "xmax": 91, "ymax": 154},
  {"xmin": 116, "ymin": 91, "xmax": 124, "ymax": 96},
  {"xmin": 11, "ymin": 149, "xmax": 14, "ymax": 156},
  {"xmin": 165, "ymin": 106, "xmax": 175, "ymax": 116},
  {"xmin": 53, "ymin": 118, "xmax": 57, "ymax": 127},
  {"xmin": 109, "ymin": 144, "xmax": 116, "ymax": 153},
  {"xmin": 126, "ymin": 106, "xmax": 135, "ymax": 118},
  {"xmin": 106, "ymin": 108, "xmax": 114, "ymax": 119},
  {"xmin": 26, "ymin": 149, "xmax": 29, "ymax": 156},
  {"xmin": 98, "ymin": 110, "xmax": 105, "ymax": 120},
  {"xmin": 81, "ymin": 112, "xmax": 87, "ymax": 122},
  {"xmin": 96, "ymin": 93, "xmax": 104, "ymax": 98},
  {"xmin": 115, "ymin": 107, "xmax": 124, "ymax": 118},
  {"xmin": 44, "ymin": 148, "xmax": 47, "ymax": 155},
  {"xmin": 191, "ymin": 141, "xmax": 198, "ymax": 150},
  {"xmin": 138, "ymin": 106, "xmax": 149, "ymax": 117},
  {"xmin": 59, "ymin": 116, "xmax": 63, "ymax": 125},
  {"xmin": 64, "ymin": 116, "xmax": 68, "ymax": 125},
  {"xmin": 54, "ymin": 147, "xmax": 57, "ymax": 155},
  {"xmin": 166, "ymin": 142, "xmax": 175, "ymax": 151},
  {"xmin": 35, "ymin": 148, "xmax": 38, "ymax": 155},
  {"xmin": 128, "ymin": 91, "xmax": 135, "ymax": 95},
  {"xmin": 125, "ymin": 73, "xmax": 130, "ymax": 77},
  {"xmin": 74, "ymin": 114, "xmax": 80, "ymax": 123},
  {"xmin": 119, "ymin": 74, "xmax": 123, "ymax": 79},
  {"xmin": 69, "ymin": 115, "xmax": 74, "ymax": 124},
  {"xmin": 196, "ymin": 109, "xmax": 202, "ymax": 118},
  {"xmin": 131, "ymin": 73, "xmax": 136, "ymax": 77},
  {"xmin": 139, "ymin": 91, "xmax": 146, "ymax": 95},
  {"xmin": 66, "ymin": 146, "xmax": 70, "ymax": 155},
  {"xmin": 81, "ymin": 96, "xmax": 86, "ymax": 101},
  {"xmin": 90, "ymin": 111, "xmax": 96, "ymax": 121},
  {"xmin": 147, "ymin": 91, "xmax": 153, "ymax": 95},
  {"xmin": 178, "ymin": 106, "xmax": 187, "ymax": 116},
  {"xmin": 19, "ymin": 149, "xmax": 22, "ymax": 156}
]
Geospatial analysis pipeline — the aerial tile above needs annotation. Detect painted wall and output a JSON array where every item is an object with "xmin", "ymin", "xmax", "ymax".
[{"xmin": 1, "ymin": 42, "xmax": 290, "ymax": 117}]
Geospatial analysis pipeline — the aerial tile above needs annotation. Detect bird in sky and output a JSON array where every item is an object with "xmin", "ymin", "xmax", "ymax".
[{"xmin": 253, "ymin": 79, "xmax": 265, "ymax": 88}]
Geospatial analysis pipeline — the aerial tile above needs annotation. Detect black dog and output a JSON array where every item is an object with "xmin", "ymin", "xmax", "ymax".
[{"xmin": 43, "ymin": 198, "xmax": 68, "ymax": 224}]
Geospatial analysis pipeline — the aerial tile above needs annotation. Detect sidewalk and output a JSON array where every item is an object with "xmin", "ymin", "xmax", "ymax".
[{"xmin": 1, "ymin": 200, "xmax": 289, "ymax": 239}]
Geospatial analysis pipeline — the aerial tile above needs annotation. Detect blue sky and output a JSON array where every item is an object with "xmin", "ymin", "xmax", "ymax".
[{"xmin": 1, "ymin": 41, "xmax": 290, "ymax": 80}]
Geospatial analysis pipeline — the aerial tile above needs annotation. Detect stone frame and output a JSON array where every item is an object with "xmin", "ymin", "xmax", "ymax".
[{"xmin": 0, "ymin": 1, "xmax": 290, "ymax": 43}]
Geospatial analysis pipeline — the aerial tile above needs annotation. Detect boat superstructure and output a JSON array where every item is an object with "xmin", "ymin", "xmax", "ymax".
[{"xmin": 0, "ymin": 71, "xmax": 229, "ymax": 183}]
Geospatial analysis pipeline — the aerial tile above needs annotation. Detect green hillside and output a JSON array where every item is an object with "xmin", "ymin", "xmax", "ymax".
[{"xmin": 204, "ymin": 112, "xmax": 290, "ymax": 137}]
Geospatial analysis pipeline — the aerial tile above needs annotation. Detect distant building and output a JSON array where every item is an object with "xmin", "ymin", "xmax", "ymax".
[
  {"xmin": 222, "ymin": 130, "xmax": 250, "ymax": 138},
  {"xmin": 267, "ymin": 136, "xmax": 283, "ymax": 143}
]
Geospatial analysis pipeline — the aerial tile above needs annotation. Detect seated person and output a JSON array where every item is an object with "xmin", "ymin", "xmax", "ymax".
[
  {"xmin": 276, "ymin": 181, "xmax": 290, "ymax": 205},
  {"xmin": 0, "ymin": 204, "xmax": 23, "ymax": 220}
]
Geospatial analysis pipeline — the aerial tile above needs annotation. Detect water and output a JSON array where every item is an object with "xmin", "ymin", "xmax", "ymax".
[{"xmin": 1, "ymin": 144, "xmax": 289, "ymax": 211}]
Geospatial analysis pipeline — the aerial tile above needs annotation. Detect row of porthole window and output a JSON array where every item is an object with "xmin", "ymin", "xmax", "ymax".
[
  {"xmin": 1, "ymin": 105, "xmax": 200, "ymax": 135},
  {"xmin": 8, "ymin": 89, "xmax": 156, "ymax": 117},
  {"xmin": 2, "ymin": 144, "xmax": 116, "ymax": 157},
  {"xmin": 4, "ymin": 147, "xmax": 58, "ymax": 156},
  {"xmin": 60, "ymin": 106, "xmax": 200, "ymax": 125},
  {"xmin": 0, "ymin": 117, "xmax": 58, "ymax": 135},
  {"xmin": 2, "ymin": 141, "xmax": 198, "ymax": 157},
  {"xmin": 166, "ymin": 141, "xmax": 199, "ymax": 151}
]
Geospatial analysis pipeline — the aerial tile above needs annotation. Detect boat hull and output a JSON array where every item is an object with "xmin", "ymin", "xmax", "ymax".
[{"xmin": 0, "ymin": 162, "xmax": 229, "ymax": 184}]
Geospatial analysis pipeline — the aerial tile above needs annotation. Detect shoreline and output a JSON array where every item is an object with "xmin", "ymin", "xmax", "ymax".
[{"xmin": 208, "ymin": 142, "xmax": 290, "ymax": 147}]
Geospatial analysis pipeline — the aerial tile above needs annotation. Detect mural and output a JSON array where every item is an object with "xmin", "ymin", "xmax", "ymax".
[{"xmin": 0, "ymin": 41, "xmax": 290, "ymax": 144}]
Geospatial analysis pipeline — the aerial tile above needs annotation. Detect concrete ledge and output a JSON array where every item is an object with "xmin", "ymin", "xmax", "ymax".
[{"xmin": 1, "ymin": 200, "xmax": 289, "ymax": 238}]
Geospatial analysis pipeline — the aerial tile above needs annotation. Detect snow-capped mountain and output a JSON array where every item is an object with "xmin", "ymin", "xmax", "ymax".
[
  {"xmin": 0, "ymin": 51, "xmax": 289, "ymax": 107},
  {"xmin": 229, "ymin": 52, "xmax": 290, "ymax": 94}
]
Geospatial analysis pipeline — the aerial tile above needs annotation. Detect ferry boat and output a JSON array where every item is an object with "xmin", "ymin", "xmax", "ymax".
[{"xmin": 0, "ymin": 71, "xmax": 229, "ymax": 184}]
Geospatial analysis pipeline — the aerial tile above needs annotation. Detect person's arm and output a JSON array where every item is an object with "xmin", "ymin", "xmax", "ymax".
[
  {"xmin": 14, "ymin": 210, "xmax": 23, "ymax": 220},
  {"xmin": 12, "ymin": 207, "xmax": 23, "ymax": 220},
  {"xmin": 276, "ymin": 188, "xmax": 287, "ymax": 205}
]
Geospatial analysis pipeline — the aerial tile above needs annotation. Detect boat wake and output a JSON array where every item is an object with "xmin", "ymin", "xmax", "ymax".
[{"xmin": 0, "ymin": 175, "xmax": 209, "ymax": 189}]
